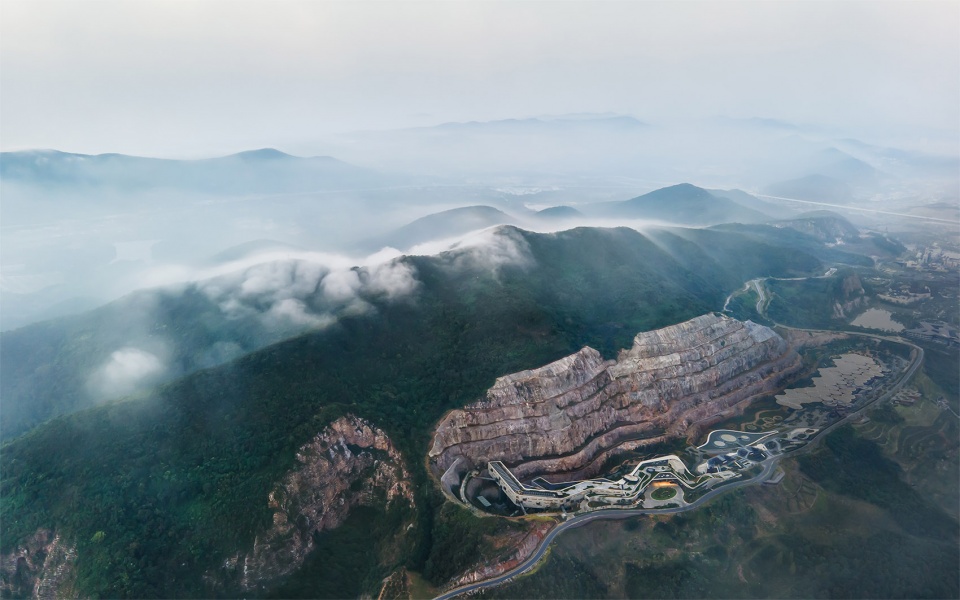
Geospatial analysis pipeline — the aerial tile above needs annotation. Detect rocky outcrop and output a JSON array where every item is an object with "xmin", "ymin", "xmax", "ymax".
[
  {"xmin": 0, "ymin": 529, "xmax": 77, "ymax": 599},
  {"xmin": 219, "ymin": 415, "xmax": 414, "ymax": 592},
  {"xmin": 377, "ymin": 568, "xmax": 412, "ymax": 600},
  {"xmin": 430, "ymin": 314, "xmax": 801, "ymax": 480},
  {"xmin": 832, "ymin": 273, "xmax": 867, "ymax": 319},
  {"xmin": 446, "ymin": 521, "xmax": 554, "ymax": 589}
]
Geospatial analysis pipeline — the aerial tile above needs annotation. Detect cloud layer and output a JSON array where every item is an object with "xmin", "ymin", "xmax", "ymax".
[
  {"xmin": 88, "ymin": 347, "xmax": 166, "ymax": 398},
  {"xmin": 79, "ymin": 226, "xmax": 533, "ymax": 403},
  {"xmin": 3, "ymin": 3, "xmax": 957, "ymax": 155}
]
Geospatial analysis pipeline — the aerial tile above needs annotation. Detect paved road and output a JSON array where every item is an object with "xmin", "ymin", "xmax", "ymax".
[
  {"xmin": 750, "ymin": 193, "xmax": 957, "ymax": 224},
  {"xmin": 750, "ymin": 277, "xmax": 926, "ymax": 398},
  {"xmin": 435, "ymin": 334, "xmax": 921, "ymax": 600},
  {"xmin": 434, "ymin": 279, "xmax": 925, "ymax": 600},
  {"xmin": 753, "ymin": 279, "xmax": 765, "ymax": 314},
  {"xmin": 723, "ymin": 269, "xmax": 834, "ymax": 317},
  {"xmin": 722, "ymin": 281, "xmax": 751, "ymax": 312},
  {"xmin": 434, "ymin": 461, "xmax": 778, "ymax": 600}
]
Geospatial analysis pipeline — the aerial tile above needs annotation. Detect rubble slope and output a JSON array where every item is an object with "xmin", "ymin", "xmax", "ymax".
[{"xmin": 219, "ymin": 415, "xmax": 414, "ymax": 592}]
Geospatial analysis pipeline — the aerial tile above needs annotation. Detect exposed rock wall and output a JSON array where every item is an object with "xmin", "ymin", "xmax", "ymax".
[
  {"xmin": 446, "ymin": 521, "xmax": 554, "ymax": 590},
  {"xmin": 0, "ymin": 529, "xmax": 77, "ymax": 599},
  {"xmin": 832, "ymin": 273, "xmax": 867, "ymax": 319},
  {"xmin": 430, "ymin": 314, "xmax": 801, "ymax": 479},
  {"xmin": 218, "ymin": 414, "xmax": 414, "ymax": 592}
]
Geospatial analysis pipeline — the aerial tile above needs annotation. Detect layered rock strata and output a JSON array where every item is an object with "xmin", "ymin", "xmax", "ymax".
[
  {"xmin": 430, "ymin": 314, "xmax": 801, "ymax": 480},
  {"xmin": 220, "ymin": 415, "xmax": 414, "ymax": 592}
]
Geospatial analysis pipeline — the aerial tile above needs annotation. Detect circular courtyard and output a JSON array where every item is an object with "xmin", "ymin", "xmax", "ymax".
[{"xmin": 651, "ymin": 486, "xmax": 678, "ymax": 501}]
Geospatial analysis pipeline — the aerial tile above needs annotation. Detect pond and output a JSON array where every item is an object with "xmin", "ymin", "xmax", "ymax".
[
  {"xmin": 775, "ymin": 353, "xmax": 885, "ymax": 409},
  {"xmin": 850, "ymin": 308, "xmax": 904, "ymax": 332}
]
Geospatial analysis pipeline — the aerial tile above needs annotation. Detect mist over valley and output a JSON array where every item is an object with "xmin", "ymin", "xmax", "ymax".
[{"xmin": 1, "ymin": 3, "xmax": 958, "ymax": 599}]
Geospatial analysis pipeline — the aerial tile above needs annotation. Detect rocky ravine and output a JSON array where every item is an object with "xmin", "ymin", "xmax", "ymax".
[
  {"xmin": 430, "ymin": 314, "xmax": 802, "ymax": 480},
  {"xmin": 215, "ymin": 414, "xmax": 414, "ymax": 593}
]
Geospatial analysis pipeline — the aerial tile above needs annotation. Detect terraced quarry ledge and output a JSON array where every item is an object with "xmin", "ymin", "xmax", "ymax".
[{"xmin": 429, "ymin": 313, "xmax": 803, "ymax": 482}]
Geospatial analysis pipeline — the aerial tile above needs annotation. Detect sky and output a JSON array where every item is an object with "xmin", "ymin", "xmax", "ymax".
[{"xmin": 2, "ymin": 1, "xmax": 958, "ymax": 157}]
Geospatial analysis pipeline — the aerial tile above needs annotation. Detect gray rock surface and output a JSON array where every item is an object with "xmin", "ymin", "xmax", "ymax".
[
  {"xmin": 218, "ymin": 415, "xmax": 414, "ymax": 592},
  {"xmin": 0, "ymin": 529, "xmax": 77, "ymax": 599}
]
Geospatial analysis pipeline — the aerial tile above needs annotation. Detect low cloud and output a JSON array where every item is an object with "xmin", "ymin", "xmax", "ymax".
[
  {"xmin": 195, "ymin": 341, "xmax": 244, "ymax": 369},
  {"xmin": 198, "ymin": 251, "xmax": 420, "ymax": 331},
  {"xmin": 81, "ymin": 227, "xmax": 531, "ymax": 402},
  {"xmin": 407, "ymin": 225, "xmax": 534, "ymax": 273},
  {"xmin": 124, "ymin": 227, "xmax": 534, "ymax": 337},
  {"xmin": 87, "ymin": 347, "xmax": 166, "ymax": 398},
  {"xmin": 263, "ymin": 298, "xmax": 337, "ymax": 329},
  {"xmin": 364, "ymin": 260, "xmax": 420, "ymax": 298},
  {"xmin": 319, "ymin": 268, "xmax": 362, "ymax": 304},
  {"xmin": 171, "ymin": 225, "xmax": 530, "ymax": 339}
]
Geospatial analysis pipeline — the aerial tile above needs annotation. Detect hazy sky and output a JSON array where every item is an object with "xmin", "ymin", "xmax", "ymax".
[{"xmin": 2, "ymin": 1, "xmax": 958, "ymax": 157}]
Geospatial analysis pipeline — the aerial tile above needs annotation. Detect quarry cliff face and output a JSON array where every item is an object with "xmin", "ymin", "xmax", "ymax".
[
  {"xmin": 430, "ymin": 314, "xmax": 801, "ymax": 479},
  {"xmin": 216, "ymin": 414, "xmax": 414, "ymax": 592}
]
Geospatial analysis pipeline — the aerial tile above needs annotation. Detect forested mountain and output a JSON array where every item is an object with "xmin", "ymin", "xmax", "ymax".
[
  {"xmin": 772, "ymin": 210, "xmax": 861, "ymax": 242},
  {"xmin": 0, "ymin": 225, "xmax": 822, "ymax": 442},
  {"xmin": 1, "ymin": 225, "xmax": 823, "ymax": 597}
]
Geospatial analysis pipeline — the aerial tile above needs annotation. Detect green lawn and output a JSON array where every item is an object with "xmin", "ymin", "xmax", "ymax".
[{"xmin": 651, "ymin": 487, "xmax": 678, "ymax": 501}]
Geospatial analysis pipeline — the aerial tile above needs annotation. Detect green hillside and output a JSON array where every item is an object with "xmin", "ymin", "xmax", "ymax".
[
  {"xmin": 0, "ymin": 226, "xmax": 822, "ymax": 443},
  {"xmin": 0, "ymin": 226, "xmax": 824, "ymax": 598},
  {"xmin": 1, "ymin": 286, "xmax": 281, "ymax": 440},
  {"xmin": 772, "ymin": 211, "xmax": 860, "ymax": 242},
  {"xmin": 709, "ymin": 223, "xmax": 874, "ymax": 267}
]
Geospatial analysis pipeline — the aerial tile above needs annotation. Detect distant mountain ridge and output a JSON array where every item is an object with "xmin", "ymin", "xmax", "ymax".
[
  {"xmin": 536, "ymin": 205, "xmax": 584, "ymax": 220},
  {"xmin": 763, "ymin": 174, "xmax": 854, "ymax": 203},
  {"xmin": 0, "ymin": 148, "xmax": 393, "ymax": 193},
  {"xmin": 589, "ymin": 183, "xmax": 770, "ymax": 225},
  {"xmin": 363, "ymin": 184, "xmax": 776, "ymax": 252},
  {"xmin": 773, "ymin": 211, "xmax": 860, "ymax": 242},
  {"xmin": 422, "ymin": 114, "xmax": 648, "ymax": 133},
  {"xmin": 363, "ymin": 205, "xmax": 519, "ymax": 251}
]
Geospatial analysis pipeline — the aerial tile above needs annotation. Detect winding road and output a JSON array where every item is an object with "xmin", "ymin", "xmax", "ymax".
[
  {"xmin": 750, "ymin": 193, "xmax": 957, "ymax": 225},
  {"xmin": 721, "ymin": 268, "xmax": 835, "ymax": 316},
  {"xmin": 434, "ymin": 272, "xmax": 924, "ymax": 600},
  {"xmin": 434, "ymin": 460, "xmax": 779, "ymax": 600}
]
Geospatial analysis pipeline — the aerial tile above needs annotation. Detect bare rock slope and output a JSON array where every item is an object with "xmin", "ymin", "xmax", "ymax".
[
  {"xmin": 218, "ymin": 414, "xmax": 414, "ymax": 592},
  {"xmin": 430, "ymin": 314, "xmax": 801, "ymax": 479},
  {"xmin": 0, "ymin": 529, "xmax": 77, "ymax": 599},
  {"xmin": 4, "ymin": 416, "xmax": 414, "ymax": 598}
]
